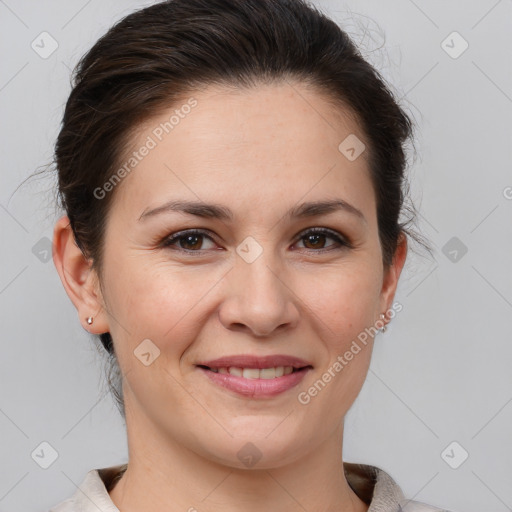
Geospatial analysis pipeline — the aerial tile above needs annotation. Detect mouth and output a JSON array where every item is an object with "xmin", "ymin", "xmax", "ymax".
[
  {"xmin": 195, "ymin": 355, "xmax": 313, "ymax": 398},
  {"xmin": 197, "ymin": 365, "xmax": 309, "ymax": 379}
]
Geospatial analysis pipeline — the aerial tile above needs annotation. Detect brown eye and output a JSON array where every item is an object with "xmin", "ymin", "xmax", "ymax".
[
  {"xmin": 162, "ymin": 230, "xmax": 217, "ymax": 252},
  {"xmin": 295, "ymin": 228, "xmax": 350, "ymax": 252},
  {"xmin": 177, "ymin": 234, "xmax": 203, "ymax": 250},
  {"xmin": 302, "ymin": 232, "xmax": 329, "ymax": 249},
  {"xmin": 161, "ymin": 227, "xmax": 351, "ymax": 256}
]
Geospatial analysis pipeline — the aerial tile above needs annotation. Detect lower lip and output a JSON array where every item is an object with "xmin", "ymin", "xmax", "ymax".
[{"xmin": 198, "ymin": 367, "xmax": 311, "ymax": 398}]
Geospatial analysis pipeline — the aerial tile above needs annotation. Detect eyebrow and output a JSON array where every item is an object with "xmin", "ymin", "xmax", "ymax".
[{"xmin": 138, "ymin": 198, "xmax": 366, "ymax": 224}]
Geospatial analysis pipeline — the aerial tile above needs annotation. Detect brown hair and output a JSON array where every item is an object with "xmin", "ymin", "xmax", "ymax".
[{"xmin": 53, "ymin": 0, "xmax": 430, "ymax": 418}]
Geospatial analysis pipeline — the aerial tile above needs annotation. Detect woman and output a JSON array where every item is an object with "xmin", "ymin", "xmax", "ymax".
[{"xmin": 50, "ymin": 0, "xmax": 448, "ymax": 510}]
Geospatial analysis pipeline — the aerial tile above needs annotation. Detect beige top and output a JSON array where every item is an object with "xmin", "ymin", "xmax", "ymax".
[{"xmin": 49, "ymin": 462, "xmax": 451, "ymax": 511}]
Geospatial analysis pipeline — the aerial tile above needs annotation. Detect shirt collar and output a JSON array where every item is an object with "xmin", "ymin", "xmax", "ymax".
[{"xmin": 51, "ymin": 462, "xmax": 408, "ymax": 512}]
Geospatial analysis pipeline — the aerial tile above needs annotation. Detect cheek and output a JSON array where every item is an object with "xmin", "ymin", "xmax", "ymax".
[
  {"xmin": 295, "ymin": 268, "xmax": 378, "ymax": 418},
  {"xmin": 103, "ymin": 234, "xmax": 382, "ymax": 364},
  {"xmin": 296, "ymin": 262, "xmax": 382, "ymax": 341},
  {"xmin": 103, "ymin": 255, "xmax": 226, "ymax": 354}
]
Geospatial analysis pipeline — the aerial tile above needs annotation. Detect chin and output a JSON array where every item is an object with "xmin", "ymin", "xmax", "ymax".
[{"xmin": 198, "ymin": 423, "xmax": 314, "ymax": 470}]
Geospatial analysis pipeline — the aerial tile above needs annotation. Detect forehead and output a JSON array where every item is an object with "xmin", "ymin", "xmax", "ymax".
[{"xmin": 111, "ymin": 82, "xmax": 375, "ymax": 222}]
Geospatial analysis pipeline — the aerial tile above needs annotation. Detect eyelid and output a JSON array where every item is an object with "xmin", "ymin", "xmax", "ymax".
[
  {"xmin": 160, "ymin": 228, "xmax": 218, "ymax": 251},
  {"xmin": 161, "ymin": 226, "xmax": 352, "ymax": 253},
  {"xmin": 293, "ymin": 227, "xmax": 352, "ymax": 251}
]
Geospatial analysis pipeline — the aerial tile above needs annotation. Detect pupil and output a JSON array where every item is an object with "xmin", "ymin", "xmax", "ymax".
[
  {"xmin": 306, "ymin": 234, "xmax": 324, "ymax": 249},
  {"xmin": 183, "ymin": 235, "xmax": 201, "ymax": 249},
  {"xmin": 180, "ymin": 233, "xmax": 327, "ymax": 251}
]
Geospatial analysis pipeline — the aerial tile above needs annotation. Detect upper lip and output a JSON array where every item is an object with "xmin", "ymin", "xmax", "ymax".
[{"xmin": 197, "ymin": 355, "xmax": 313, "ymax": 369}]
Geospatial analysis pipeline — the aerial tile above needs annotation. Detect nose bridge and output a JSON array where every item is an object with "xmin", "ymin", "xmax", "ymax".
[
  {"xmin": 239, "ymin": 246, "xmax": 282, "ymax": 298},
  {"xmin": 219, "ymin": 238, "xmax": 299, "ymax": 336},
  {"xmin": 236, "ymin": 241, "xmax": 287, "ymax": 308}
]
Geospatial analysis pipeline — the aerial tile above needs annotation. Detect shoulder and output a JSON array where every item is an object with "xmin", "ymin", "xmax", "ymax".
[
  {"xmin": 49, "ymin": 495, "xmax": 76, "ymax": 512},
  {"xmin": 399, "ymin": 500, "xmax": 456, "ymax": 511},
  {"xmin": 48, "ymin": 465, "xmax": 126, "ymax": 512},
  {"xmin": 343, "ymin": 462, "xmax": 458, "ymax": 512}
]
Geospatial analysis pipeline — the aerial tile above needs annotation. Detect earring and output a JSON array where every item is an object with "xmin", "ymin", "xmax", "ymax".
[
  {"xmin": 379, "ymin": 313, "xmax": 387, "ymax": 333},
  {"xmin": 86, "ymin": 316, "xmax": 94, "ymax": 325}
]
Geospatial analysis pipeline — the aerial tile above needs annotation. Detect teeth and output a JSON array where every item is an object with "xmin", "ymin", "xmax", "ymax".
[
  {"xmin": 210, "ymin": 366, "xmax": 296, "ymax": 379},
  {"xmin": 242, "ymin": 368, "xmax": 260, "ymax": 379},
  {"xmin": 259, "ymin": 367, "xmax": 276, "ymax": 379}
]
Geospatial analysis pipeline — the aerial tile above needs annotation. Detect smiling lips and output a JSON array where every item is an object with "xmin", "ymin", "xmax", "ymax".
[
  {"xmin": 196, "ymin": 354, "xmax": 313, "ymax": 398},
  {"xmin": 211, "ymin": 366, "xmax": 294, "ymax": 378}
]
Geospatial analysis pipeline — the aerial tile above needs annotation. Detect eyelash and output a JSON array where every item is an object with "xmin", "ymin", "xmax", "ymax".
[{"xmin": 160, "ymin": 227, "xmax": 352, "ymax": 255}]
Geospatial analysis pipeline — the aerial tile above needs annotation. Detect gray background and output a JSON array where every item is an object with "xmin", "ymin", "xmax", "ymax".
[{"xmin": 1, "ymin": 1, "xmax": 511, "ymax": 511}]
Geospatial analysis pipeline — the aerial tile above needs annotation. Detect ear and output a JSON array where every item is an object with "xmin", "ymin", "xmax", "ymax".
[
  {"xmin": 52, "ymin": 215, "xmax": 110, "ymax": 334},
  {"xmin": 379, "ymin": 232, "xmax": 408, "ymax": 320}
]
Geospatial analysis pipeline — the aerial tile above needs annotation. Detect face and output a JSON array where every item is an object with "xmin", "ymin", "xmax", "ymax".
[{"xmin": 59, "ymin": 82, "xmax": 406, "ymax": 469}]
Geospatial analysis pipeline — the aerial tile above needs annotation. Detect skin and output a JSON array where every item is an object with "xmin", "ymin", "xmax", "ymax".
[{"xmin": 53, "ymin": 81, "xmax": 407, "ymax": 512}]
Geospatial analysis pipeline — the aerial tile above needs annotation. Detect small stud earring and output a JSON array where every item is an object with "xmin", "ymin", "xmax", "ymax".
[
  {"xmin": 379, "ymin": 313, "xmax": 387, "ymax": 333},
  {"xmin": 86, "ymin": 316, "xmax": 94, "ymax": 325}
]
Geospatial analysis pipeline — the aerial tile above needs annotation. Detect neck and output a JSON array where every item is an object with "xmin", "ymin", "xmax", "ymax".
[{"xmin": 109, "ymin": 411, "xmax": 368, "ymax": 512}]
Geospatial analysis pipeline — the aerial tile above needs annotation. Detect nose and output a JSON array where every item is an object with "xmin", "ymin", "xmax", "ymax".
[{"xmin": 218, "ymin": 252, "xmax": 300, "ymax": 338}]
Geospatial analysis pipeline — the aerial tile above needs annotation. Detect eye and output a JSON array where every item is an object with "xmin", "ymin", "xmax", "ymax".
[
  {"xmin": 161, "ymin": 229, "xmax": 217, "ymax": 252},
  {"xmin": 294, "ymin": 227, "xmax": 351, "ymax": 252},
  {"xmin": 161, "ymin": 227, "xmax": 351, "ymax": 255}
]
